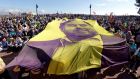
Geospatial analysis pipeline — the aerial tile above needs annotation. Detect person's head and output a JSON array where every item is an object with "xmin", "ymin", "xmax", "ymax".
[
  {"xmin": 2, "ymin": 38, "xmax": 6, "ymax": 42},
  {"xmin": 129, "ymin": 38, "xmax": 135, "ymax": 44}
]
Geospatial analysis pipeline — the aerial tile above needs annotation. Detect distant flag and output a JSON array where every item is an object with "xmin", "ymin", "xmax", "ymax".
[
  {"xmin": 109, "ymin": 12, "xmax": 113, "ymax": 19},
  {"xmin": 36, "ymin": 4, "xmax": 38, "ymax": 9},
  {"xmin": 93, "ymin": 11, "xmax": 96, "ymax": 15},
  {"xmin": 9, "ymin": 12, "xmax": 15, "ymax": 16},
  {"xmin": 90, "ymin": 4, "xmax": 91, "ymax": 8},
  {"xmin": 89, "ymin": 4, "xmax": 92, "ymax": 16},
  {"xmin": 9, "ymin": 12, "xmax": 12, "ymax": 15},
  {"xmin": 109, "ymin": 12, "xmax": 114, "ymax": 23},
  {"xmin": 36, "ymin": 4, "xmax": 38, "ymax": 15}
]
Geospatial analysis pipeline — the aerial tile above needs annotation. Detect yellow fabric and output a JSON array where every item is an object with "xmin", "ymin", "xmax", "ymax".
[
  {"xmin": 0, "ymin": 58, "xmax": 6, "ymax": 74},
  {"xmin": 84, "ymin": 20, "xmax": 113, "ymax": 36},
  {"xmin": 30, "ymin": 19, "xmax": 66, "ymax": 41},
  {"xmin": 30, "ymin": 19, "xmax": 113, "ymax": 42},
  {"xmin": 29, "ymin": 19, "xmax": 112, "ymax": 74},
  {"xmin": 47, "ymin": 35, "xmax": 103, "ymax": 75}
]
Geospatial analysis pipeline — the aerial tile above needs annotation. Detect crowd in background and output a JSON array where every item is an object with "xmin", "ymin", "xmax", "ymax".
[
  {"xmin": 0, "ymin": 14, "xmax": 54, "ymax": 52},
  {"xmin": 0, "ymin": 14, "xmax": 139, "ymax": 53},
  {"xmin": 0, "ymin": 13, "xmax": 140, "ymax": 79}
]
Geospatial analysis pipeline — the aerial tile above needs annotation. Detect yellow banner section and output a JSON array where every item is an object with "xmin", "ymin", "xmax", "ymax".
[
  {"xmin": 84, "ymin": 19, "xmax": 113, "ymax": 36},
  {"xmin": 30, "ymin": 19, "xmax": 113, "ymax": 42},
  {"xmin": 47, "ymin": 35, "xmax": 103, "ymax": 75},
  {"xmin": 30, "ymin": 19, "xmax": 66, "ymax": 41},
  {"xmin": 29, "ymin": 19, "xmax": 114, "ymax": 74}
]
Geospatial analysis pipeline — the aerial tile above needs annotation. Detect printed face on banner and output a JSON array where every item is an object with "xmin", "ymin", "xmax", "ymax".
[{"xmin": 60, "ymin": 20, "xmax": 96, "ymax": 41}]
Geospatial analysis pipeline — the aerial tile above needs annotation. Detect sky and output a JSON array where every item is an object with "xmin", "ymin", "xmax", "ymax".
[{"xmin": 0, "ymin": 0, "xmax": 139, "ymax": 15}]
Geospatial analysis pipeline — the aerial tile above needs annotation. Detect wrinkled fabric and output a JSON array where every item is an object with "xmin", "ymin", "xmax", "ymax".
[{"xmin": 7, "ymin": 19, "xmax": 129, "ymax": 75}]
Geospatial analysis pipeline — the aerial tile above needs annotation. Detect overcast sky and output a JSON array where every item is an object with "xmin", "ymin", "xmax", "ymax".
[{"xmin": 0, "ymin": 0, "xmax": 139, "ymax": 15}]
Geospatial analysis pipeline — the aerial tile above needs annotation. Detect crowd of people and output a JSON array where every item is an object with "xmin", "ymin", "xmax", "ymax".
[
  {"xmin": 96, "ymin": 15, "xmax": 140, "ymax": 75},
  {"xmin": 0, "ymin": 14, "xmax": 139, "ymax": 53},
  {"xmin": 0, "ymin": 14, "xmax": 54, "ymax": 52},
  {"xmin": 0, "ymin": 13, "xmax": 140, "ymax": 79}
]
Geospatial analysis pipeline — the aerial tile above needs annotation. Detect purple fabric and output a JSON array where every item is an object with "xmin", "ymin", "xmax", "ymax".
[
  {"xmin": 60, "ymin": 20, "xmax": 97, "ymax": 41},
  {"xmin": 6, "ymin": 45, "xmax": 42, "ymax": 69},
  {"xmin": 6, "ymin": 38, "xmax": 74, "ymax": 69},
  {"xmin": 101, "ymin": 35, "xmax": 126, "ymax": 46},
  {"xmin": 27, "ymin": 39, "xmax": 74, "ymax": 57},
  {"xmin": 101, "ymin": 45, "xmax": 129, "ymax": 68},
  {"xmin": 100, "ymin": 35, "xmax": 129, "ymax": 67},
  {"xmin": 27, "ymin": 39, "xmax": 62, "ymax": 57}
]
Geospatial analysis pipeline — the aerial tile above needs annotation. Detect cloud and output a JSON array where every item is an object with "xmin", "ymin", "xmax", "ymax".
[
  {"xmin": 0, "ymin": 8, "xmax": 36, "ymax": 15},
  {"xmin": 105, "ymin": 0, "xmax": 129, "ymax": 2},
  {"xmin": 38, "ymin": 9, "xmax": 47, "ymax": 14},
  {"xmin": 96, "ymin": 3, "xmax": 106, "ymax": 6},
  {"xmin": 8, "ymin": 9, "xmax": 22, "ymax": 13},
  {"xmin": 0, "ymin": 8, "xmax": 22, "ymax": 15}
]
